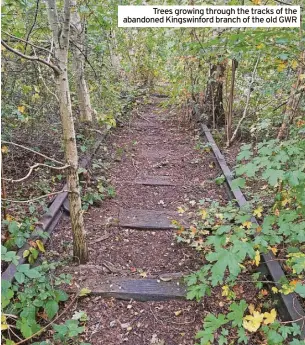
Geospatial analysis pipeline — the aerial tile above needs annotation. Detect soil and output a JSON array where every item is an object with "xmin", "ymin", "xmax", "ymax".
[{"xmin": 46, "ymin": 97, "xmax": 260, "ymax": 345}]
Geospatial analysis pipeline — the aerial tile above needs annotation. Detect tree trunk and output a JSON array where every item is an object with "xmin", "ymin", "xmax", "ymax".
[
  {"xmin": 70, "ymin": 1, "xmax": 93, "ymax": 123},
  {"xmin": 277, "ymin": 50, "xmax": 305, "ymax": 140},
  {"xmin": 226, "ymin": 59, "xmax": 237, "ymax": 145},
  {"xmin": 47, "ymin": 0, "xmax": 88, "ymax": 263},
  {"xmin": 205, "ymin": 62, "xmax": 226, "ymax": 128}
]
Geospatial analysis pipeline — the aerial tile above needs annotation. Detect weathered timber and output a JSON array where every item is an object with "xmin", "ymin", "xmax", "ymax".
[
  {"xmin": 79, "ymin": 277, "xmax": 186, "ymax": 301},
  {"xmin": 119, "ymin": 208, "xmax": 182, "ymax": 230},
  {"xmin": 134, "ymin": 175, "xmax": 176, "ymax": 186},
  {"xmin": 202, "ymin": 124, "xmax": 305, "ymax": 336}
]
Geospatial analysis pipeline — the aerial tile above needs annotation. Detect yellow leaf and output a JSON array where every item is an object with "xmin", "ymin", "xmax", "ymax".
[
  {"xmin": 215, "ymin": 213, "xmax": 224, "ymax": 220},
  {"xmin": 268, "ymin": 246, "xmax": 278, "ymax": 256},
  {"xmin": 177, "ymin": 206, "xmax": 185, "ymax": 214},
  {"xmin": 281, "ymin": 198, "xmax": 290, "ymax": 207},
  {"xmin": 23, "ymin": 250, "xmax": 30, "ymax": 258},
  {"xmin": 36, "ymin": 240, "xmax": 45, "ymax": 253},
  {"xmin": 140, "ymin": 271, "xmax": 147, "ymax": 278},
  {"xmin": 256, "ymin": 43, "xmax": 264, "ymax": 50},
  {"xmin": 271, "ymin": 287, "xmax": 279, "ymax": 293},
  {"xmin": 79, "ymin": 287, "xmax": 91, "ymax": 297},
  {"xmin": 277, "ymin": 62, "xmax": 287, "ymax": 72},
  {"xmin": 253, "ymin": 206, "xmax": 263, "ymax": 218},
  {"xmin": 252, "ymin": 0, "xmax": 261, "ymax": 4},
  {"xmin": 6, "ymin": 214, "xmax": 14, "ymax": 221},
  {"xmin": 242, "ymin": 221, "xmax": 252, "ymax": 229},
  {"xmin": 254, "ymin": 250, "xmax": 260, "ymax": 266},
  {"xmin": 17, "ymin": 105, "xmax": 25, "ymax": 113},
  {"xmin": 1, "ymin": 314, "xmax": 8, "ymax": 331},
  {"xmin": 222, "ymin": 285, "xmax": 230, "ymax": 297},
  {"xmin": 199, "ymin": 209, "xmax": 207, "ymax": 220},
  {"xmin": 243, "ymin": 311, "xmax": 264, "ymax": 332},
  {"xmin": 300, "ymin": 74, "xmax": 305, "ymax": 80},
  {"xmin": 263, "ymin": 309, "xmax": 277, "ymax": 325},
  {"xmin": 291, "ymin": 60, "xmax": 298, "ymax": 69},
  {"xmin": 174, "ymin": 310, "xmax": 182, "ymax": 316},
  {"xmin": 1, "ymin": 146, "xmax": 8, "ymax": 154},
  {"xmin": 248, "ymin": 304, "xmax": 255, "ymax": 315}
]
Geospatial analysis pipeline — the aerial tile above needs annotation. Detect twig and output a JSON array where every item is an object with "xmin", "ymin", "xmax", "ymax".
[
  {"xmin": 15, "ymin": 290, "xmax": 80, "ymax": 345},
  {"xmin": 1, "ymin": 40, "xmax": 61, "ymax": 75},
  {"xmin": 2, "ymin": 189, "xmax": 69, "ymax": 203},
  {"xmin": 3, "ymin": 163, "xmax": 70, "ymax": 183},
  {"xmin": 24, "ymin": 0, "xmax": 40, "ymax": 52},
  {"xmin": 228, "ymin": 54, "xmax": 260, "ymax": 146},
  {"xmin": 3, "ymin": 31, "xmax": 54, "ymax": 56},
  {"xmin": 1, "ymin": 141, "xmax": 65, "ymax": 165}
]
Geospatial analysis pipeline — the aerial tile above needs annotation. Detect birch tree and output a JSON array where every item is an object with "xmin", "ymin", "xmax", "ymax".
[
  {"xmin": 2, "ymin": 0, "xmax": 89, "ymax": 263},
  {"xmin": 70, "ymin": 1, "xmax": 93, "ymax": 122}
]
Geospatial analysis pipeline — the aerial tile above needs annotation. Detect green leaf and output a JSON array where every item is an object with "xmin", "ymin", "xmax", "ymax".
[
  {"xmin": 79, "ymin": 287, "xmax": 91, "ymax": 297},
  {"xmin": 295, "ymin": 283, "xmax": 305, "ymax": 298},
  {"xmin": 231, "ymin": 177, "xmax": 246, "ymax": 190},
  {"xmin": 45, "ymin": 300, "xmax": 59, "ymax": 319},
  {"xmin": 15, "ymin": 272, "xmax": 25, "ymax": 284},
  {"xmin": 54, "ymin": 289, "xmax": 69, "ymax": 302},
  {"xmin": 227, "ymin": 300, "xmax": 247, "ymax": 327}
]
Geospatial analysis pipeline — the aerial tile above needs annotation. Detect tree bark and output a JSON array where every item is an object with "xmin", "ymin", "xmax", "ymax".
[
  {"xmin": 277, "ymin": 50, "xmax": 305, "ymax": 140},
  {"xmin": 47, "ymin": 0, "xmax": 88, "ymax": 263},
  {"xmin": 205, "ymin": 62, "xmax": 226, "ymax": 128},
  {"xmin": 70, "ymin": 1, "xmax": 93, "ymax": 123}
]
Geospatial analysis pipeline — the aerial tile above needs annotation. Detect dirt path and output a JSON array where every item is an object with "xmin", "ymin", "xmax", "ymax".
[{"xmin": 50, "ymin": 97, "xmax": 231, "ymax": 344}]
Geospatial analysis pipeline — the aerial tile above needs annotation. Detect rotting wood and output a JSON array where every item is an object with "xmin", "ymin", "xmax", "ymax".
[{"xmin": 202, "ymin": 124, "xmax": 305, "ymax": 336}]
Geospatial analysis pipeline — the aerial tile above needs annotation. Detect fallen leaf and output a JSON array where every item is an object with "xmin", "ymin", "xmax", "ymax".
[
  {"xmin": 253, "ymin": 206, "xmax": 263, "ymax": 218},
  {"xmin": 140, "ymin": 271, "xmax": 147, "ymax": 278},
  {"xmin": 177, "ymin": 206, "xmax": 185, "ymax": 214},
  {"xmin": 243, "ymin": 311, "xmax": 264, "ymax": 332},
  {"xmin": 222, "ymin": 285, "xmax": 229, "ymax": 297},
  {"xmin": 174, "ymin": 310, "xmax": 182, "ymax": 316},
  {"xmin": 271, "ymin": 287, "xmax": 279, "ymax": 293},
  {"xmin": 18, "ymin": 105, "xmax": 25, "ymax": 113},
  {"xmin": 199, "ymin": 209, "xmax": 207, "ymax": 219},
  {"xmin": 263, "ymin": 309, "xmax": 277, "ymax": 325},
  {"xmin": 79, "ymin": 287, "xmax": 91, "ymax": 297},
  {"xmin": 254, "ymin": 250, "xmax": 261, "ymax": 266},
  {"xmin": 1, "ymin": 146, "xmax": 8, "ymax": 154},
  {"xmin": 242, "ymin": 221, "xmax": 252, "ymax": 229}
]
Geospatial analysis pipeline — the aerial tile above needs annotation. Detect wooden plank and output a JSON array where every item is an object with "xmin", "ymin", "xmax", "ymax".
[
  {"xmin": 134, "ymin": 175, "xmax": 176, "ymax": 186},
  {"xmin": 202, "ymin": 124, "xmax": 305, "ymax": 335},
  {"xmin": 83, "ymin": 277, "xmax": 186, "ymax": 301},
  {"xmin": 139, "ymin": 149, "xmax": 173, "ymax": 159},
  {"xmin": 119, "ymin": 209, "xmax": 181, "ymax": 230}
]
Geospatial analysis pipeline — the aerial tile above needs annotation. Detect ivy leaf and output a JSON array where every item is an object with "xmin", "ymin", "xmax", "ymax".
[
  {"xmin": 15, "ymin": 272, "xmax": 25, "ymax": 284},
  {"xmin": 36, "ymin": 240, "xmax": 45, "ymax": 252},
  {"xmin": 243, "ymin": 311, "xmax": 264, "ymax": 332},
  {"xmin": 231, "ymin": 177, "xmax": 246, "ymax": 190},
  {"xmin": 45, "ymin": 300, "xmax": 59, "ymax": 320}
]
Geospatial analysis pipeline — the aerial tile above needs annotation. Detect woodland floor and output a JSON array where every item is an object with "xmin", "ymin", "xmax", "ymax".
[{"xmin": 46, "ymin": 97, "xmax": 259, "ymax": 345}]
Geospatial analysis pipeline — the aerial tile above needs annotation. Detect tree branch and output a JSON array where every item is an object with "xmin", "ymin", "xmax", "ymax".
[
  {"xmin": 1, "ymin": 141, "xmax": 65, "ymax": 165},
  {"xmin": 24, "ymin": 0, "xmax": 40, "ymax": 52},
  {"xmin": 3, "ymin": 163, "xmax": 70, "ymax": 183},
  {"xmin": 3, "ymin": 31, "xmax": 55, "ymax": 57},
  {"xmin": 1, "ymin": 40, "xmax": 61, "ymax": 75},
  {"xmin": 2, "ymin": 190, "xmax": 69, "ymax": 204}
]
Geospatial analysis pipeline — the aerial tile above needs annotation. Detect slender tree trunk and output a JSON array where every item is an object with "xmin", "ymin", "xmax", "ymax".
[
  {"xmin": 47, "ymin": 0, "xmax": 88, "ymax": 263},
  {"xmin": 206, "ymin": 62, "xmax": 225, "ymax": 128},
  {"xmin": 277, "ymin": 50, "xmax": 305, "ymax": 140},
  {"xmin": 226, "ymin": 59, "xmax": 237, "ymax": 145},
  {"xmin": 70, "ymin": 1, "xmax": 93, "ymax": 123}
]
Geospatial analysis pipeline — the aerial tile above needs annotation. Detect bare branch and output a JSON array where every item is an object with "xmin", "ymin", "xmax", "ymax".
[
  {"xmin": 1, "ymin": 141, "xmax": 65, "ymax": 165},
  {"xmin": 1, "ymin": 40, "xmax": 61, "ymax": 75},
  {"xmin": 2, "ymin": 190, "xmax": 69, "ymax": 204},
  {"xmin": 3, "ymin": 163, "xmax": 70, "ymax": 183},
  {"xmin": 3, "ymin": 31, "xmax": 55, "ymax": 56}
]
